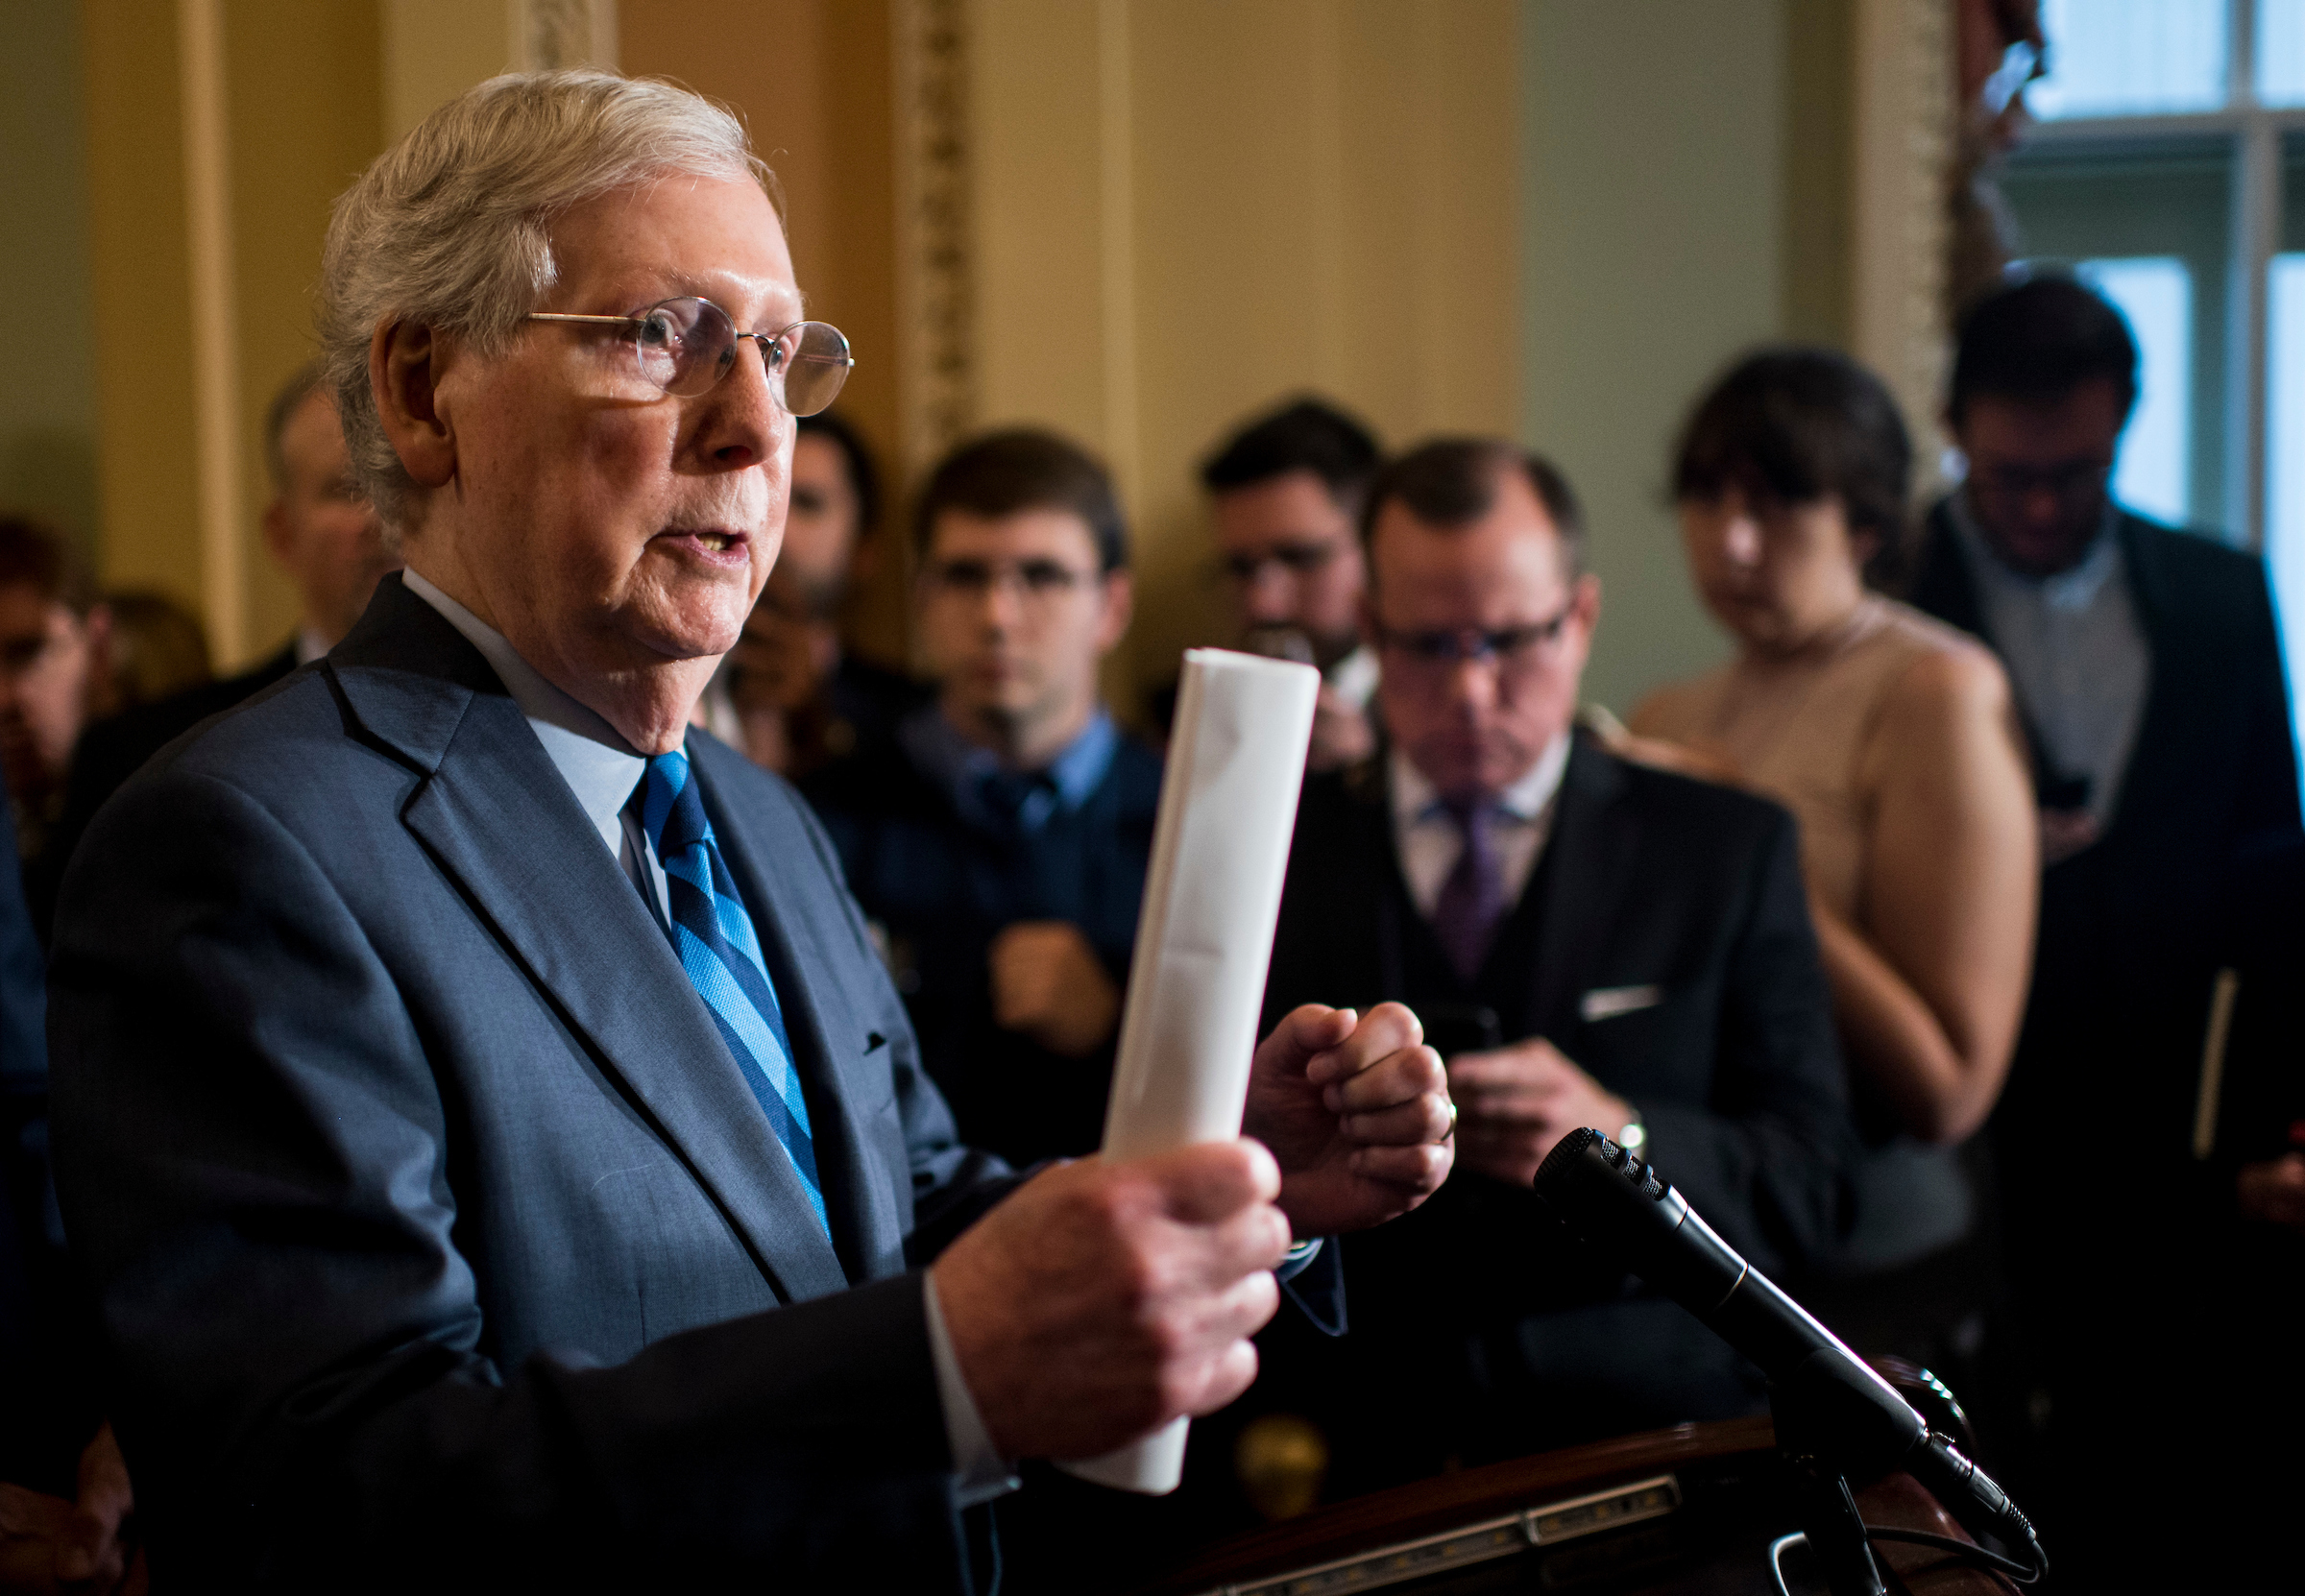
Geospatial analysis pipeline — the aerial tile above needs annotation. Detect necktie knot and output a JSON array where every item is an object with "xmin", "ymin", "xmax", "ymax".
[
  {"xmin": 643, "ymin": 748, "xmax": 712, "ymax": 858},
  {"xmin": 978, "ymin": 766, "xmax": 1058, "ymax": 832}
]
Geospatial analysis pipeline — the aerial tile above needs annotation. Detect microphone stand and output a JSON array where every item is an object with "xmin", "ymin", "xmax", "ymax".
[{"xmin": 1770, "ymin": 1382, "xmax": 1888, "ymax": 1596}]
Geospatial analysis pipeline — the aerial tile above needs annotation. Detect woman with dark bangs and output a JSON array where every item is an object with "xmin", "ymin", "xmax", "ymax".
[{"xmin": 1630, "ymin": 349, "xmax": 2036, "ymax": 1338}]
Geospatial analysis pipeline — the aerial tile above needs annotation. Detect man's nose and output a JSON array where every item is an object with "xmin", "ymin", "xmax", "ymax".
[
  {"xmin": 1444, "ymin": 654, "xmax": 1498, "ymax": 714},
  {"xmin": 1722, "ymin": 516, "xmax": 1763, "ymax": 568},
  {"xmin": 694, "ymin": 336, "xmax": 783, "ymax": 468},
  {"xmin": 1243, "ymin": 565, "xmax": 1295, "ymax": 625},
  {"xmin": 979, "ymin": 573, "xmax": 1026, "ymax": 630}
]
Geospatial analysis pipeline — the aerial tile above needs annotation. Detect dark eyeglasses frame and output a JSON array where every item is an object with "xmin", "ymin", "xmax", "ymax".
[
  {"xmin": 1371, "ymin": 600, "xmax": 1579, "ymax": 669},
  {"xmin": 1219, "ymin": 542, "xmax": 1346, "ymax": 585},
  {"xmin": 927, "ymin": 556, "xmax": 1103, "ymax": 601}
]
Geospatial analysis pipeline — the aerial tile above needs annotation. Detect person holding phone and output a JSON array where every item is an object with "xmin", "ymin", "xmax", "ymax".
[{"xmin": 1245, "ymin": 438, "xmax": 1856, "ymax": 1499}]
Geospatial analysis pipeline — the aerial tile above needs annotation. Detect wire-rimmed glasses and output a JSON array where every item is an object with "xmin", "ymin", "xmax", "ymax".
[{"xmin": 525, "ymin": 296, "xmax": 853, "ymax": 415}]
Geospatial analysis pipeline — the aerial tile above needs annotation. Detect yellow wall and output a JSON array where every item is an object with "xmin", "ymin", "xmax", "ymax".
[
  {"xmin": 972, "ymin": 0, "xmax": 1522, "ymax": 717},
  {"xmin": 0, "ymin": 1, "xmax": 101, "ymax": 563},
  {"xmin": 226, "ymin": 1, "xmax": 384, "ymax": 659},
  {"xmin": 84, "ymin": 0, "xmax": 202, "ymax": 617}
]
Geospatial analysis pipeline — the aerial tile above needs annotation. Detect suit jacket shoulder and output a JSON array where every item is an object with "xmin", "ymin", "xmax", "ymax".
[{"xmin": 48, "ymin": 581, "xmax": 998, "ymax": 1590}]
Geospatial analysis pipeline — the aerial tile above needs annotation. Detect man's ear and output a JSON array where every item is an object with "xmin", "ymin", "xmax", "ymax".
[
  {"xmin": 370, "ymin": 322, "xmax": 456, "ymax": 491},
  {"xmin": 1094, "ymin": 568, "xmax": 1135, "ymax": 655}
]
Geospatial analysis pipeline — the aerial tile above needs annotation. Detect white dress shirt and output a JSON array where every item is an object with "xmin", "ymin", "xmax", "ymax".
[
  {"xmin": 1949, "ymin": 496, "xmax": 2150, "ymax": 825},
  {"xmin": 400, "ymin": 569, "xmax": 1013, "ymax": 1503},
  {"xmin": 1389, "ymin": 732, "xmax": 1572, "ymax": 919}
]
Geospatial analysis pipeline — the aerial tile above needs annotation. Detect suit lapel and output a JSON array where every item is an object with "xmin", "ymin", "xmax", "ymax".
[
  {"xmin": 329, "ymin": 581, "xmax": 850, "ymax": 1306},
  {"xmin": 1524, "ymin": 738, "xmax": 1638, "ymax": 1039},
  {"xmin": 692, "ymin": 736, "xmax": 905, "ymax": 1285}
]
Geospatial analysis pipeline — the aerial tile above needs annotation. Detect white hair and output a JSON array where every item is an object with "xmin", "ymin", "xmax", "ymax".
[{"xmin": 317, "ymin": 71, "xmax": 780, "ymax": 531}]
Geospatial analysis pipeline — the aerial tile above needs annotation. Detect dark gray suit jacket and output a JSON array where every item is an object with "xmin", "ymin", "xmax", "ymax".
[{"xmin": 48, "ymin": 577, "xmax": 1015, "ymax": 1590}]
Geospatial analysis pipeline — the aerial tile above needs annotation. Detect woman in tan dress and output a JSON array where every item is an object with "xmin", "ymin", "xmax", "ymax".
[{"xmin": 1631, "ymin": 350, "xmax": 2036, "ymax": 1273}]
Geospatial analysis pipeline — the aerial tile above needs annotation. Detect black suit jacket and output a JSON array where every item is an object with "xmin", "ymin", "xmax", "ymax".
[
  {"xmin": 1254, "ymin": 736, "xmax": 1853, "ymax": 1476},
  {"xmin": 25, "ymin": 642, "xmax": 301, "ymax": 942},
  {"xmin": 1908, "ymin": 504, "xmax": 2303, "ymax": 1256},
  {"xmin": 47, "ymin": 579, "xmax": 1018, "ymax": 1590}
]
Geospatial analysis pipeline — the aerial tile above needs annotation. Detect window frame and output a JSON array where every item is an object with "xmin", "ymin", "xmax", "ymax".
[{"xmin": 2018, "ymin": 0, "xmax": 2303, "ymax": 549}]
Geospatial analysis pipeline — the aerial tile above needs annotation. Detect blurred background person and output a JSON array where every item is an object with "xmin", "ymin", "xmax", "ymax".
[
  {"xmin": 1906, "ymin": 272, "xmax": 2303, "ymax": 1573},
  {"xmin": 1, "ymin": 767, "xmax": 139, "ymax": 1594},
  {"xmin": 93, "ymin": 592, "xmax": 209, "ymax": 713},
  {"xmin": 1197, "ymin": 399, "xmax": 1381, "ymax": 769},
  {"xmin": 49, "ymin": 366, "xmax": 394, "ymax": 928},
  {"xmin": 1245, "ymin": 439, "xmax": 1853, "ymax": 1497},
  {"xmin": 1630, "ymin": 348, "xmax": 2035, "ymax": 1384},
  {"xmin": 810, "ymin": 429, "xmax": 1158, "ymax": 1167},
  {"xmin": 698, "ymin": 409, "xmax": 925, "ymax": 775},
  {"xmin": 0, "ymin": 520, "xmax": 111, "ymax": 942}
]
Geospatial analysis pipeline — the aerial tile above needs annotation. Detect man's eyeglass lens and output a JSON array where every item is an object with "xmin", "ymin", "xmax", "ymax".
[
  {"xmin": 1225, "ymin": 544, "xmax": 1340, "ymax": 584},
  {"xmin": 932, "ymin": 559, "xmax": 1092, "ymax": 599},
  {"xmin": 528, "ymin": 297, "xmax": 853, "ymax": 415},
  {"xmin": 1971, "ymin": 460, "xmax": 2110, "ymax": 504}
]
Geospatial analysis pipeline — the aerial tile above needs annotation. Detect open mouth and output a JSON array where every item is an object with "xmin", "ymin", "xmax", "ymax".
[{"xmin": 659, "ymin": 527, "xmax": 751, "ymax": 563}]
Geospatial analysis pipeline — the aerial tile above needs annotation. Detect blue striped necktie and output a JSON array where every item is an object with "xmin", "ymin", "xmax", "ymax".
[{"xmin": 641, "ymin": 748, "xmax": 829, "ymax": 1237}]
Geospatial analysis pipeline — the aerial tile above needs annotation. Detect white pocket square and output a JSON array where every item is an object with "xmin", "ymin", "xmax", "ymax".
[{"xmin": 1580, "ymin": 984, "xmax": 1663, "ymax": 1022}]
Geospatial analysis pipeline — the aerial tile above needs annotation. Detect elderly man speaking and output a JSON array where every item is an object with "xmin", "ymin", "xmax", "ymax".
[{"xmin": 46, "ymin": 73, "xmax": 1451, "ymax": 1590}]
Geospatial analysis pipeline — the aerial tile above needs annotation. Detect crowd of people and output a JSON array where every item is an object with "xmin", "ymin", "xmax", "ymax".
[{"xmin": 0, "ymin": 69, "xmax": 2298, "ymax": 1593}]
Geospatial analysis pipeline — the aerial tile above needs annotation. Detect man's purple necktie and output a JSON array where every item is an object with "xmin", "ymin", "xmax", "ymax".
[{"xmin": 1433, "ymin": 798, "xmax": 1506, "ymax": 984}]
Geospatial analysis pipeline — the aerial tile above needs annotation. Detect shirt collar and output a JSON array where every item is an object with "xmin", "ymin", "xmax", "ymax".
[
  {"xmin": 1390, "ymin": 730, "xmax": 1571, "ymax": 830},
  {"xmin": 900, "ymin": 704, "xmax": 1122, "ymax": 834},
  {"xmin": 400, "ymin": 568, "xmax": 645, "ymax": 856},
  {"xmin": 1949, "ymin": 490, "xmax": 2124, "ymax": 613}
]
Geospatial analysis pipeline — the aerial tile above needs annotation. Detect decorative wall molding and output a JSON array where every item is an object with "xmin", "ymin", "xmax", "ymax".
[
  {"xmin": 177, "ymin": 0, "xmax": 246, "ymax": 663},
  {"xmin": 1852, "ymin": 0, "xmax": 1955, "ymax": 483},
  {"xmin": 892, "ymin": 0, "xmax": 975, "ymax": 479},
  {"xmin": 512, "ymin": 0, "xmax": 619, "ymax": 72}
]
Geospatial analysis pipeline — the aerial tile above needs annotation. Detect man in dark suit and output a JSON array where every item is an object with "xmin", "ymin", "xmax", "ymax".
[
  {"xmin": 812, "ymin": 429, "xmax": 1162, "ymax": 1166},
  {"xmin": 45, "ymin": 72, "xmax": 1454, "ymax": 1591},
  {"xmin": 1909, "ymin": 274, "xmax": 2304, "ymax": 1570},
  {"xmin": 44, "ymin": 362, "xmax": 397, "ymax": 931},
  {"xmin": 1250, "ymin": 439, "xmax": 1854, "ymax": 1494}
]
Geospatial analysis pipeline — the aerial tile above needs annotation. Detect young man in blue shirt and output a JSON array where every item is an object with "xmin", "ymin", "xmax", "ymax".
[{"xmin": 809, "ymin": 430, "xmax": 1162, "ymax": 1165}]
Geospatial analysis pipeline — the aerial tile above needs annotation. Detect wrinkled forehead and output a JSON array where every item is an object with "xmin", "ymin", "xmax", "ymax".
[
  {"xmin": 1371, "ymin": 491, "xmax": 1568, "ymax": 619},
  {"xmin": 544, "ymin": 173, "xmax": 804, "ymax": 325}
]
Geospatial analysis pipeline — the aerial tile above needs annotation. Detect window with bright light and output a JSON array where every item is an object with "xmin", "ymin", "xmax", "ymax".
[
  {"xmin": 2076, "ymin": 256, "xmax": 2194, "ymax": 524},
  {"xmin": 2029, "ymin": 0, "xmax": 2230, "ymax": 119}
]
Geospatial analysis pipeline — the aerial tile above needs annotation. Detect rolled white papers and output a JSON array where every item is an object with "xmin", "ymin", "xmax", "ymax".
[{"xmin": 1058, "ymin": 647, "xmax": 1321, "ymax": 1494}]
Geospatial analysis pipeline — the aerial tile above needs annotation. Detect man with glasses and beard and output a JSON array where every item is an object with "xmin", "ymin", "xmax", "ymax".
[
  {"xmin": 810, "ymin": 430, "xmax": 1161, "ymax": 1169},
  {"xmin": 1199, "ymin": 398, "xmax": 1382, "ymax": 771},
  {"xmin": 1244, "ymin": 439, "xmax": 1855, "ymax": 1498}
]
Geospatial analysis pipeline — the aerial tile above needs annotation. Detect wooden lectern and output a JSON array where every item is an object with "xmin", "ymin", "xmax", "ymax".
[{"xmin": 1131, "ymin": 1415, "xmax": 2013, "ymax": 1596}]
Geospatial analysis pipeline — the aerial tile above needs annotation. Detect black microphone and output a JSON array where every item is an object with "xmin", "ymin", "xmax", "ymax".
[{"xmin": 1532, "ymin": 1127, "xmax": 2041, "ymax": 1565}]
